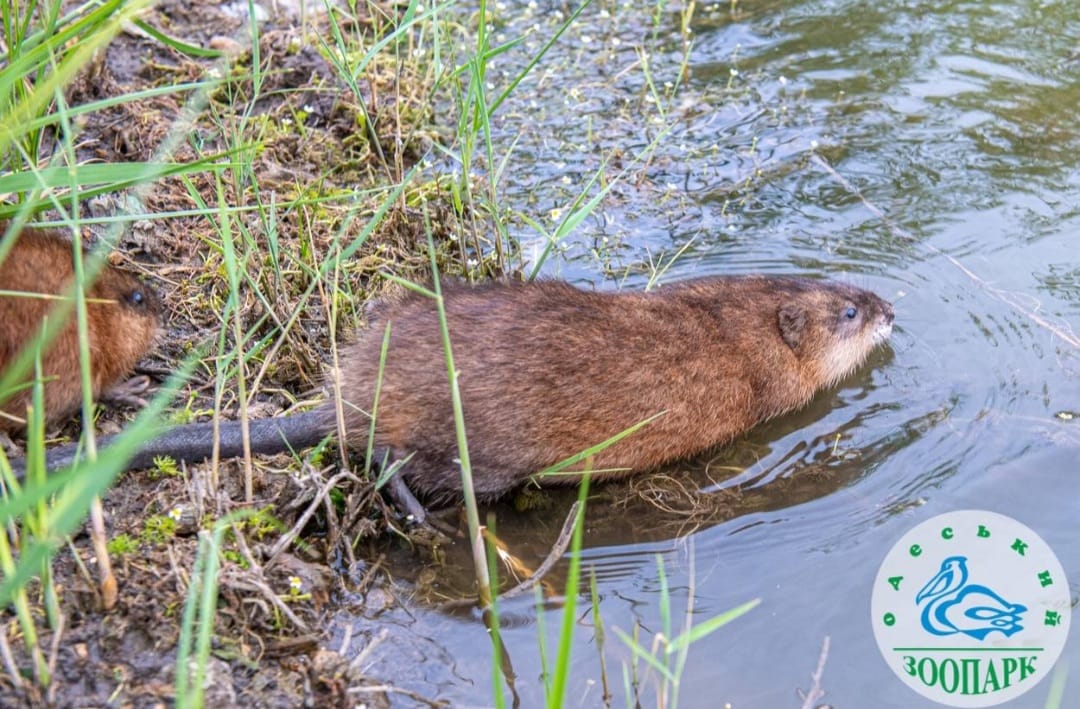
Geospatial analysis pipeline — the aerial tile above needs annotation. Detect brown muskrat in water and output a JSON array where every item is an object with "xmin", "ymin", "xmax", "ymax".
[
  {"xmin": 13, "ymin": 276, "xmax": 892, "ymax": 503},
  {"xmin": 0, "ymin": 224, "xmax": 160, "ymax": 432}
]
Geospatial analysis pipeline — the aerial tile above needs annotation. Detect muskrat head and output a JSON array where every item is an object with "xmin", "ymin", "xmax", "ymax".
[
  {"xmin": 89, "ymin": 267, "xmax": 161, "ymax": 386},
  {"xmin": 777, "ymin": 280, "xmax": 894, "ymax": 388}
]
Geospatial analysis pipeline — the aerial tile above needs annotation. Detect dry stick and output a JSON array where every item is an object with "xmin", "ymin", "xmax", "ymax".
[
  {"xmin": 348, "ymin": 626, "xmax": 387, "ymax": 673},
  {"xmin": 810, "ymin": 154, "xmax": 896, "ymax": 228},
  {"xmin": 349, "ymin": 685, "xmax": 450, "ymax": 708},
  {"xmin": 338, "ymin": 623, "xmax": 354, "ymax": 657},
  {"xmin": 228, "ymin": 514, "xmax": 263, "ymax": 578},
  {"xmin": 496, "ymin": 500, "xmax": 581, "ymax": 601},
  {"xmin": 186, "ymin": 458, "xmax": 207, "ymax": 526},
  {"xmin": 322, "ymin": 476, "xmax": 346, "ymax": 569},
  {"xmin": 230, "ymin": 287, "xmax": 254, "ymax": 506},
  {"xmin": 324, "ymin": 243, "xmax": 351, "ymax": 506},
  {"xmin": 64, "ymin": 538, "xmax": 97, "ymax": 600},
  {"xmin": 334, "ymin": 486, "xmax": 370, "ymax": 570},
  {"xmin": 0, "ymin": 629, "xmax": 24, "ymax": 690},
  {"xmin": 209, "ymin": 387, "xmax": 227, "ymax": 505},
  {"xmin": 934, "ymin": 250, "xmax": 1080, "ymax": 349},
  {"xmin": 44, "ymin": 613, "xmax": 65, "ymax": 705},
  {"xmin": 226, "ymin": 574, "xmax": 310, "ymax": 632},
  {"xmin": 264, "ymin": 470, "xmax": 354, "ymax": 568},
  {"xmin": 811, "ymin": 153, "xmax": 1080, "ymax": 351},
  {"xmin": 87, "ymin": 502, "xmax": 116, "ymax": 609},
  {"xmin": 351, "ymin": 553, "xmax": 385, "ymax": 596},
  {"xmin": 798, "ymin": 635, "xmax": 830, "ymax": 709},
  {"xmin": 439, "ymin": 501, "xmax": 581, "ymax": 611}
]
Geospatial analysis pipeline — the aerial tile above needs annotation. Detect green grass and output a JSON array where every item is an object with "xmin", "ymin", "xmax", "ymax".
[
  {"xmin": 612, "ymin": 559, "xmax": 759, "ymax": 707},
  {"xmin": 174, "ymin": 510, "xmax": 254, "ymax": 709}
]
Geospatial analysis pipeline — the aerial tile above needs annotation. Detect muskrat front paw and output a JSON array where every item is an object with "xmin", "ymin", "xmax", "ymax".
[{"xmin": 100, "ymin": 375, "xmax": 153, "ymax": 410}]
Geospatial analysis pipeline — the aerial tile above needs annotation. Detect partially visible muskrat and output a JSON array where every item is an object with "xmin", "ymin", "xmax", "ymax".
[
  {"xmin": 21, "ymin": 276, "xmax": 893, "ymax": 501},
  {"xmin": 0, "ymin": 224, "xmax": 160, "ymax": 432}
]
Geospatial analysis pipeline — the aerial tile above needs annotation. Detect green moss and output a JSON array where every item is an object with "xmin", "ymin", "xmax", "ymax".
[
  {"xmin": 106, "ymin": 534, "xmax": 140, "ymax": 556},
  {"xmin": 141, "ymin": 515, "xmax": 178, "ymax": 545}
]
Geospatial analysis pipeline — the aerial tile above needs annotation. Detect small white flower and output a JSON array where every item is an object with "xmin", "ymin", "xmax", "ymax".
[
  {"xmin": 168, "ymin": 506, "xmax": 183, "ymax": 522},
  {"xmin": 730, "ymin": 67, "xmax": 739, "ymax": 77},
  {"xmin": 810, "ymin": 139, "xmax": 819, "ymax": 149},
  {"xmin": 778, "ymin": 76, "xmax": 788, "ymax": 86},
  {"xmin": 289, "ymin": 576, "xmax": 303, "ymax": 592},
  {"xmin": 282, "ymin": 117, "xmax": 293, "ymax": 127}
]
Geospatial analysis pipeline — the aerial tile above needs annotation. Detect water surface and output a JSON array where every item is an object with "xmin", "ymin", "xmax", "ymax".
[{"xmin": 343, "ymin": 1, "xmax": 1080, "ymax": 705}]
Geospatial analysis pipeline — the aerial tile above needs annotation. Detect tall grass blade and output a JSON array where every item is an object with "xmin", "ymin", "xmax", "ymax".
[{"xmin": 545, "ymin": 477, "xmax": 590, "ymax": 708}]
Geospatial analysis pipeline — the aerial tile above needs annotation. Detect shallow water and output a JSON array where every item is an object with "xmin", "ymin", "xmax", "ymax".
[{"xmin": 343, "ymin": 0, "xmax": 1080, "ymax": 705}]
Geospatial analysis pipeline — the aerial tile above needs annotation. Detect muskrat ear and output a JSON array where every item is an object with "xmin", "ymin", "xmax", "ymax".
[{"xmin": 778, "ymin": 304, "xmax": 806, "ymax": 349}]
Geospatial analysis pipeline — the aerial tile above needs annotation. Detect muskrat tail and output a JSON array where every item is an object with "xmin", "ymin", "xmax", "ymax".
[{"xmin": 5, "ymin": 410, "xmax": 331, "ymax": 481}]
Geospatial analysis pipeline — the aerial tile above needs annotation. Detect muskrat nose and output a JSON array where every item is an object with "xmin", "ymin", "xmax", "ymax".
[{"xmin": 882, "ymin": 302, "xmax": 895, "ymax": 325}]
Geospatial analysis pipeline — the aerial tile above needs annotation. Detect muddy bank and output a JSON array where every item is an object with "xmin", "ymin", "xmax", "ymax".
[{"xmin": 0, "ymin": 0, "xmax": 471, "ymax": 705}]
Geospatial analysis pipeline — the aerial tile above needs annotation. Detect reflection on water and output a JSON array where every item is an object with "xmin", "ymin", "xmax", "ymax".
[{"xmin": 337, "ymin": 0, "xmax": 1080, "ymax": 705}]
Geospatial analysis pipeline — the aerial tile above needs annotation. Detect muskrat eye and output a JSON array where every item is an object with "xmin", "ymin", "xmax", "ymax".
[
  {"xmin": 844, "ymin": 306, "xmax": 858, "ymax": 319},
  {"xmin": 129, "ymin": 290, "xmax": 146, "ymax": 307}
]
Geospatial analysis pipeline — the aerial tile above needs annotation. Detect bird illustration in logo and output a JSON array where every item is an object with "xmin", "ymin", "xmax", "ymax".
[{"xmin": 915, "ymin": 556, "xmax": 1027, "ymax": 640}]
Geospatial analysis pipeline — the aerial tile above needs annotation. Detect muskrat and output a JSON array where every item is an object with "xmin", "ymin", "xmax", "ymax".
[
  {"xmin": 19, "ymin": 276, "xmax": 893, "ymax": 502},
  {"xmin": 0, "ymin": 224, "xmax": 160, "ymax": 432}
]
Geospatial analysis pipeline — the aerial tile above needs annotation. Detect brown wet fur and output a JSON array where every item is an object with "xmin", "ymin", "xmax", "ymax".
[
  {"xmin": 25, "ymin": 275, "xmax": 892, "ymax": 502},
  {"xmin": 0, "ymin": 224, "xmax": 160, "ymax": 432},
  {"xmin": 331, "ymin": 275, "xmax": 894, "ymax": 500}
]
